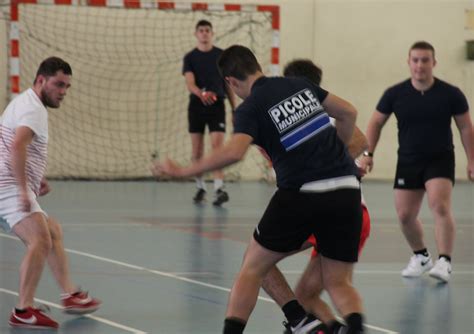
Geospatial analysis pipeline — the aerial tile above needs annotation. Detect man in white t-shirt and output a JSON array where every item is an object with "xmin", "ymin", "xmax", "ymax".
[{"xmin": 0, "ymin": 57, "xmax": 100, "ymax": 329}]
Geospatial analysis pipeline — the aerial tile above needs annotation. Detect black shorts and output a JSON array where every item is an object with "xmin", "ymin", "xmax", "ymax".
[
  {"xmin": 394, "ymin": 151, "xmax": 455, "ymax": 189},
  {"xmin": 188, "ymin": 98, "xmax": 226, "ymax": 133},
  {"xmin": 253, "ymin": 188, "xmax": 362, "ymax": 263}
]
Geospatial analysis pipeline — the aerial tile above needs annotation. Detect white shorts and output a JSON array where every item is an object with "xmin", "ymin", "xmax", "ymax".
[{"xmin": 0, "ymin": 185, "xmax": 47, "ymax": 233}]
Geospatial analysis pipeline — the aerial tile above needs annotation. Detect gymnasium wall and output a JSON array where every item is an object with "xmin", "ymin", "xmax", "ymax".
[{"xmin": 0, "ymin": 0, "xmax": 472, "ymax": 180}]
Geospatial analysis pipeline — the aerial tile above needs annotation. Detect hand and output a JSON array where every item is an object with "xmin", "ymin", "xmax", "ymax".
[
  {"xmin": 39, "ymin": 178, "xmax": 51, "ymax": 196},
  {"xmin": 359, "ymin": 156, "xmax": 374, "ymax": 173},
  {"xmin": 200, "ymin": 91, "xmax": 217, "ymax": 106},
  {"xmin": 18, "ymin": 190, "xmax": 31, "ymax": 212},
  {"xmin": 150, "ymin": 159, "xmax": 185, "ymax": 178}
]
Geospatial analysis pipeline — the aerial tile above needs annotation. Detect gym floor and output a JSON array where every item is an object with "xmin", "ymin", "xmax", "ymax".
[{"xmin": 0, "ymin": 180, "xmax": 472, "ymax": 333}]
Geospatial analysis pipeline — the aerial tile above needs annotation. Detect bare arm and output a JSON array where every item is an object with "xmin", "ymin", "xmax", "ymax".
[
  {"xmin": 11, "ymin": 126, "xmax": 34, "ymax": 211},
  {"xmin": 359, "ymin": 110, "xmax": 390, "ymax": 172},
  {"xmin": 346, "ymin": 126, "xmax": 368, "ymax": 159},
  {"xmin": 454, "ymin": 111, "xmax": 474, "ymax": 180},
  {"xmin": 184, "ymin": 71, "xmax": 215, "ymax": 105},
  {"xmin": 322, "ymin": 93, "xmax": 357, "ymax": 144},
  {"xmin": 152, "ymin": 133, "xmax": 253, "ymax": 178}
]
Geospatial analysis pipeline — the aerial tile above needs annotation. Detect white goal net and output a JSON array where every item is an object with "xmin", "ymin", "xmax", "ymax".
[{"xmin": 6, "ymin": 1, "xmax": 279, "ymax": 180}]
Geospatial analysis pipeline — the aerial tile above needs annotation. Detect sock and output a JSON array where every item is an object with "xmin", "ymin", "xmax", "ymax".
[
  {"xmin": 439, "ymin": 254, "xmax": 451, "ymax": 262},
  {"xmin": 214, "ymin": 179, "xmax": 224, "ymax": 191},
  {"xmin": 414, "ymin": 248, "xmax": 429, "ymax": 257},
  {"xmin": 195, "ymin": 177, "xmax": 206, "ymax": 190},
  {"xmin": 344, "ymin": 313, "xmax": 364, "ymax": 334},
  {"xmin": 282, "ymin": 300, "xmax": 307, "ymax": 327},
  {"xmin": 15, "ymin": 308, "xmax": 27, "ymax": 313},
  {"xmin": 223, "ymin": 318, "xmax": 246, "ymax": 334}
]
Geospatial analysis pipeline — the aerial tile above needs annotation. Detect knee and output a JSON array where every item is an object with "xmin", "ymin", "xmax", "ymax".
[
  {"xmin": 324, "ymin": 276, "xmax": 351, "ymax": 294},
  {"xmin": 428, "ymin": 201, "xmax": 450, "ymax": 218},
  {"xmin": 30, "ymin": 235, "xmax": 52, "ymax": 255},
  {"xmin": 295, "ymin": 281, "xmax": 321, "ymax": 304},
  {"xmin": 48, "ymin": 218, "xmax": 64, "ymax": 242},
  {"xmin": 396, "ymin": 209, "xmax": 417, "ymax": 225}
]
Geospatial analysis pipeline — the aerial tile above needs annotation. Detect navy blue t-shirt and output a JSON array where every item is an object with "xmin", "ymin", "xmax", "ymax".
[
  {"xmin": 377, "ymin": 78, "xmax": 469, "ymax": 158},
  {"xmin": 233, "ymin": 76, "xmax": 358, "ymax": 189},
  {"xmin": 182, "ymin": 47, "xmax": 226, "ymax": 100}
]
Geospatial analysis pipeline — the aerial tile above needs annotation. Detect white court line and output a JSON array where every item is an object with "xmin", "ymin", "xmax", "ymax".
[
  {"xmin": 0, "ymin": 288, "xmax": 146, "ymax": 334},
  {"xmin": 0, "ymin": 233, "xmax": 398, "ymax": 334},
  {"xmin": 281, "ymin": 270, "xmax": 474, "ymax": 275}
]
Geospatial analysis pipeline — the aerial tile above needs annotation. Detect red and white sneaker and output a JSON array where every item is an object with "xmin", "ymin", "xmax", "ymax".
[
  {"xmin": 9, "ymin": 306, "xmax": 59, "ymax": 329},
  {"xmin": 61, "ymin": 291, "xmax": 101, "ymax": 314}
]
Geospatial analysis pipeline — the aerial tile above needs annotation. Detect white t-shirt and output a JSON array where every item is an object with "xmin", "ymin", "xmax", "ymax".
[{"xmin": 0, "ymin": 88, "xmax": 48, "ymax": 196}]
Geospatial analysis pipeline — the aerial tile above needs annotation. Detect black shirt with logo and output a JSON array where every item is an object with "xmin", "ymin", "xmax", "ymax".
[{"xmin": 233, "ymin": 76, "xmax": 358, "ymax": 189}]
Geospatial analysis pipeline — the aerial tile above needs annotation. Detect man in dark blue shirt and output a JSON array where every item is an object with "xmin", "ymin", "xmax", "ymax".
[
  {"xmin": 361, "ymin": 41, "xmax": 474, "ymax": 283},
  {"xmin": 182, "ymin": 20, "xmax": 236, "ymax": 205},
  {"xmin": 153, "ymin": 45, "xmax": 365, "ymax": 334}
]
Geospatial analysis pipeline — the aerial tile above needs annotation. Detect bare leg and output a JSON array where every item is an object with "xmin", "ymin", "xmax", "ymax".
[
  {"xmin": 295, "ymin": 256, "xmax": 336, "ymax": 323},
  {"xmin": 226, "ymin": 238, "xmax": 288, "ymax": 322},
  {"xmin": 320, "ymin": 256, "xmax": 363, "ymax": 317},
  {"xmin": 210, "ymin": 131, "xmax": 225, "ymax": 183},
  {"xmin": 46, "ymin": 217, "xmax": 76, "ymax": 294},
  {"xmin": 394, "ymin": 189, "xmax": 425, "ymax": 251},
  {"xmin": 425, "ymin": 178, "xmax": 455, "ymax": 256},
  {"xmin": 261, "ymin": 266, "xmax": 295, "ymax": 307},
  {"xmin": 13, "ymin": 213, "xmax": 52, "ymax": 309}
]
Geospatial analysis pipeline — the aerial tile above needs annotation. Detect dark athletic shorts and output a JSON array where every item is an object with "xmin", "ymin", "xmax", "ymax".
[
  {"xmin": 253, "ymin": 188, "xmax": 362, "ymax": 263},
  {"xmin": 394, "ymin": 151, "xmax": 455, "ymax": 189},
  {"xmin": 188, "ymin": 98, "xmax": 226, "ymax": 133}
]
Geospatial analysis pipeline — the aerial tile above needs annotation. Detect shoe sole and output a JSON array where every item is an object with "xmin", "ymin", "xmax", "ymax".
[
  {"xmin": 213, "ymin": 196, "xmax": 229, "ymax": 206},
  {"xmin": 63, "ymin": 306, "xmax": 100, "ymax": 314},
  {"xmin": 429, "ymin": 272, "xmax": 450, "ymax": 283},
  {"xmin": 9, "ymin": 321, "xmax": 58, "ymax": 329}
]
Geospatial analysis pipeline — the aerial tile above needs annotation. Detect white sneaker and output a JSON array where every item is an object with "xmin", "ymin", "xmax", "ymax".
[
  {"xmin": 401, "ymin": 253, "xmax": 433, "ymax": 277},
  {"xmin": 429, "ymin": 257, "xmax": 452, "ymax": 282}
]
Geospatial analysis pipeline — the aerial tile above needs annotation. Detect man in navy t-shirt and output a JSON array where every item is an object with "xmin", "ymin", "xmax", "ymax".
[
  {"xmin": 182, "ymin": 20, "xmax": 236, "ymax": 206},
  {"xmin": 153, "ymin": 45, "xmax": 365, "ymax": 334},
  {"xmin": 360, "ymin": 41, "xmax": 474, "ymax": 283}
]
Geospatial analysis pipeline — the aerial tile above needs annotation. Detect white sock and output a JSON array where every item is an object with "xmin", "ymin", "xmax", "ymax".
[
  {"xmin": 214, "ymin": 179, "xmax": 224, "ymax": 191},
  {"xmin": 195, "ymin": 177, "xmax": 207, "ymax": 190}
]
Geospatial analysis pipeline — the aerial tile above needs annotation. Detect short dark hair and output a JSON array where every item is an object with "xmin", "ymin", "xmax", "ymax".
[
  {"xmin": 217, "ymin": 45, "xmax": 262, "ymax": 80},
  {"xmin": 283, "ymin": 59, "xmax": 322, "ymax": 86},
  {"xmin": 409, "ymin": 41, "xmax": 435, "ymax": 58},
  {"xmin": 34, "ymin": 57, "xmax": 72, "ymax": 84},
  {"xmin": 196, "ymin": 20, "xmax": 212, "ymax": 30}
]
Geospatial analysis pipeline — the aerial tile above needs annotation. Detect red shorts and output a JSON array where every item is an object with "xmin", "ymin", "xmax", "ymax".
[{"xmin": 308, "ymin": 203, "xmax": 370, "ymax": 258}]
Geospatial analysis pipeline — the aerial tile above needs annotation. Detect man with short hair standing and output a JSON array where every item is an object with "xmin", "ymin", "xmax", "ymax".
[
  {"xmin": 0, "ymin": 57, "xmax": 101, "ymax": 329},
  {"xmin": 183, "ymin": 20, "xmax": 237, "ymax": 205},
  {"xmin": 360, "ymin": 41, "xmax": 474, "ymax": 283}
]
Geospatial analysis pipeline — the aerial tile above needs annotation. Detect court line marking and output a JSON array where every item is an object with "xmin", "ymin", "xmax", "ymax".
[
  {"xmin": 0, "ymin": 288, "xmax": 147, "ymax": 334},
  {"xmin": 57, "ymin": 222, "xmax": 474, "ymax": 228},
  {"xmin": 282, "ymin": 270, "xmax": 474, "ymax": 275},
  {"xmin": 0, "ymin": 233, "xmax": 397, "ymax": 334}
]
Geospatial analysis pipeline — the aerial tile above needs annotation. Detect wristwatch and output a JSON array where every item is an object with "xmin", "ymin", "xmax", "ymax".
[{"xmin": 363, "ymin": 151, "xmax": 374, "ymax": 157}]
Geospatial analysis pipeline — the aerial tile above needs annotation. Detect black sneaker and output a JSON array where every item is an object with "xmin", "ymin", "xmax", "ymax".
[
  {"xmin": 193, "ymin": 188, "xmax": 206, "ymax": 203},
  {"xmin": 212, "ymin": 189, "xmax": 229, "ymax": 206},
  {"xmin": 328, "ymin": 320, "xmax": 346, "ymax": 334},
  {"xmin": 283, "ymin": 315, "xmax": 328, "ymax": 334}
]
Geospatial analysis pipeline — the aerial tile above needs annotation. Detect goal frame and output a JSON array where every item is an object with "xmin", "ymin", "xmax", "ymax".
[{"xmin": 8, "ymin": 0, "xmax": 280, "ymax": 100}]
